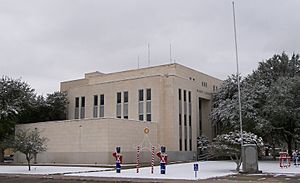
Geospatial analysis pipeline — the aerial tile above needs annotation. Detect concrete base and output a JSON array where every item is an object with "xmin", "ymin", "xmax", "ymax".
[{"xmin": 242, "ymin": 144, "xmax": 260, "ymax": 173}]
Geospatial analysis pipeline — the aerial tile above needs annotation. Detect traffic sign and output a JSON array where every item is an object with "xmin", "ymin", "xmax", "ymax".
[
  {"xmin": 194, "ymin": 163, "xmax": 198, "ymax": 171},
  {"xmin": 194, "ymin": 163, "xmax": 199, "ymax": 178}
]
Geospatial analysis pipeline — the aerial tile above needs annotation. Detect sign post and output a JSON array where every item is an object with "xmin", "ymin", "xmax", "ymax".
[{"xmin": 194, "ymin": 163, "xmax": 199, "ymax": 178}]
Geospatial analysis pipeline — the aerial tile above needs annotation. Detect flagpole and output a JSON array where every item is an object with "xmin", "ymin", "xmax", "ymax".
[{"xmin": 232, "ymin": 1, "xmax": 243, "ymax": 146}]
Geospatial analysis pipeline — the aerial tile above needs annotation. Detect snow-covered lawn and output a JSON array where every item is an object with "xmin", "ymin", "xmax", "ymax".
[
  {"xmin": 0, "ymin": 161, "xmax": 299, "ymax": 180},
  {"xmin": 68, "ymin": 161, "xmax": 237, "ymax": 180},
  {"xmin": 259, "ymin": 161, "xmax": 300, "ymax": 175},
  {"xmin": 0, "ymin": 166, "xmax": 111, "ymax": 175},
  {"xmin": 68, "ymin": 161, "xmax": 300, "ymax": 180}
]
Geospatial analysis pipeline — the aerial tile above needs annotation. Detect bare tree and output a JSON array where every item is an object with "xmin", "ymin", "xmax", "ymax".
[{"xmin": 14, "ymin": 129, "xmax": 47, "ymax": 171}]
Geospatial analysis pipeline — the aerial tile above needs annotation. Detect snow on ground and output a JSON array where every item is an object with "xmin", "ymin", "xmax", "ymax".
[
  {"xmin": 0, "ymin": 166, "xmax": 111, "ymax": 175},
  {"xmin": 259, "ymin": 161, "xmax": 300, "ymax": 175},
  {"xmin": 0, "ymin": 161, "xmax": 299, "ymax": 180},
  {"xmin": 68, "ymin": 161, "xmax": 300, "ymax": 180},
  {"xmin": 68, "ymin": 161, "xmax": 237, "ymax": 180}
]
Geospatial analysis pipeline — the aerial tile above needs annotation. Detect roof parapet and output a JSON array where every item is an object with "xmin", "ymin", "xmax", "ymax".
[{"xmin": 85, "ymin": 71, "xmax": 105, "ymax": 79}]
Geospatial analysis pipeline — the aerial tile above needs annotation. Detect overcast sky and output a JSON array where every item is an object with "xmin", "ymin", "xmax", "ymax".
[{"xmin": 1, "ymin": 0, "xmax": 300, "ymax": 94}]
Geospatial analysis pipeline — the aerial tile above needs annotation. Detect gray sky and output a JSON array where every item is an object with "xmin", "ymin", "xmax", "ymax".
[{"xmin": 1, "ymin": 0, "xmax": 300, "ymax": 94}]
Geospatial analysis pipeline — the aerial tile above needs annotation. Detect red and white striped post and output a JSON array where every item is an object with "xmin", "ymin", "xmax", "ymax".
[
  {"xmin": 136, "ymin": 146, "xmax": 140, "ymax": 173},
  {"xmin": 151, "ymin": 146, "xmax": 155, "ymax": 174}
]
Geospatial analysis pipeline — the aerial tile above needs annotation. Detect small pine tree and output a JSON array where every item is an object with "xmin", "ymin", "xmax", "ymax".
[{"xmin": 14, "ymin": 129, "xmax": 47, "ymax": 171}]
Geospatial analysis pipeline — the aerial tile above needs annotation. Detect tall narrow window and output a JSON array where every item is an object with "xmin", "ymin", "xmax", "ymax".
[
  {"xmin": 179, "ymin": 138, "xmax": 182, "ymax": 152},
  {"xmin": 138, "ymin": 89, "xmax": 144, "ymax": 121},
  {"xmin": 179, "ymin": 89, "xmax": 182, "ymax": 100},
  {"xmin": 123, "ymin": 91, "xmax": 128, "ymax": 119},
  {"xmin": 100, "ymin": 94, "xmax": 104, "ymax": 117},
  {"xmin": 116, "ymin": 92, "xmax": 121, "ymax": 118},
  {"xmin": 146, "ymin": 89, "xmax": 151, "ymax": 100},
  {"xmin": 93, "ymin": 95, "xmax": 98, "ymax": 118},
  {"xmin": 184, "ymin": 116, "xmax": 187, "ymax": 151},
  {"xmin": 189, "ymin": 91, "xmax": 192, "ymax": 151},
  {"xmin": 146, "ymin": 88, "xmax": 151, "ymax": 121},
  {"xmin": 80, "ymin": 96, "xmax": 85, "ymax": 119},
  {"xmin": 183, "ymin": 90, "xmax": 187, "ymax": 151},
  {"xmin": 75, "ymin": 97, "xmax": 79, "ymax": 119},
  {"xmin": 178, "ymin": 89, "xmax": 182, "ymax": 151},
  {"xmin": 199, "ymin": 98, "xmax": 202, "ymax": 135}
]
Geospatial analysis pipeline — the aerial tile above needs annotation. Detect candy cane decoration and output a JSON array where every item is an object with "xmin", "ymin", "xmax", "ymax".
[
  {"xmin": 136, "ymin": 146, "xmax": 140, "ymax": 173},
  {"xmin": 151, "ymin": 146, "xmax": 155, "ymax": 174}
]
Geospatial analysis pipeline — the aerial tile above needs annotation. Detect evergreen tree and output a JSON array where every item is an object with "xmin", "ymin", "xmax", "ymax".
[
  {"xmin": 18, "ymin": 92, "xmax": 68, "ymax": 123},
  {"xmin": 0, "ymin": 76, "xmax": 35, "ymax": 162},
  {"xmin": 263, "ymin": 76, "xmax": 300, "ymax": 155},
  {"xmin": 212, "ymin": 52, "xmax": 300, "ymax": 156}
]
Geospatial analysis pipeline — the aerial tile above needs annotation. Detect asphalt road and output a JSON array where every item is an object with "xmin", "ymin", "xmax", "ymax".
[{"xmin": 0, "ymin": 174, "xmax": 300, "ymax": 183}]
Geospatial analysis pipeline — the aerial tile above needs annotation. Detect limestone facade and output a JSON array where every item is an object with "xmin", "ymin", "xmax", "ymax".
[{"xmin": 15, "ymin": 63, "xmax": 222, "ymax": 164}]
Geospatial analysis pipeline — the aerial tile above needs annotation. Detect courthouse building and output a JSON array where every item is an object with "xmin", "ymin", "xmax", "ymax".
[{"xmin": 15, "ymin": 63, "xmax": 222, "ymax": 164}]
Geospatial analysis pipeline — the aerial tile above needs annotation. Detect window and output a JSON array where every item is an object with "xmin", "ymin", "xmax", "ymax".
[
  {"xmin": 138, "ymin": 89, "xmax": 151, "ymax": 122},
  {"xmin": 124, "ymin": 104, "xmax": 128, "ymax": 119},
  {"xmin": 179, "ymin": 89, "xmax": 182, "ymax": 115},
  {"xmin": 94, "ymin": 95, "xmax": 98, "ymax": 106},
  {"xmin": 75, "ymin": 97, "xmax": 79, "ymax": 119},
  {"xmin": 80, "ymin": 96, "xmax": 85, "ymax": 119},
  {"xmin": 138, "ymin": 101, "xmax": 143, "ymax": 121},
  {"xmin": 146, "ymin": 89, "xmax": 151, "ymax": 100},
  {"xmin": 124, "ymin": 91, "xmax": 128, "ymax": 103},
  {"xmin": 100, "ymin": 94, "xmax": 104, "ymax": 117},
  {"xmin": 179, "ymin": 113, "xmax": 182, "ymax": 151},
  {"xmin": 138, "ymin": 89, "xmax": 144, "ymax": 121},
  {"xmin": 75, "ymin": 97, "xmax": 79, "ymax": 108},
  {"xmin": 179, "ymin": 138, "xmax": 182, "ymax": 151},
  {"xmin": 123, "ymin": 91, "xmax": 128, "ymax": 119},
  {"xmin": 179, "ymin": 89, "xmax": 182, "ymax": 100},
  {"xmin": 179, "ymin": 114, "xmax": 182, "ymax": 125},
  {"xmin": 179, "ymin": 88, "xmax": 183, "ymax": 151},
  {"xmin": 117, "ymin": 92, "xmax": 121, "ymax": 104},
  {"xmin": 213, "ymin": 85, "xmax": 218, "ymax": 92},
  {"xmin": 199, "ymin": 98, "xmax": 202, "ymax": 135},
  {"xmin": 184, "ymin": 115, "xmax": 187, "ymax": 151},
  {"xmin": 189, "ymin": 115, "xmax": 192, "ymax": 151},
  {"xmin": 183, "ymin": 90, "xmax": 188, "ymax": 151},
  {"xmin": 188, "ymin": 91, "xmax": 192, "ymax": 151},
  {"xmin": 146, "ymin": 89, "xmax": 151, "ymax": 122},
  {"xmin": 81, "ymin": 97, "xmax": 85, "ymax": 107},
  {"xmin": 100, "ymin": 94, "xmax": 104, "ymax": 105},
  {"xmin": 93, "ymin": 95, "xmax": 98, "ymax": 118},
  {"xmin": 116, "ymin": 92, "xmax": 121, "ymax": 118},
  {"xmin": 146, "ymin": 113, "xmax": 151, "ymax": 121},
  {"xmin": 139, "ymin": 89, "xmax": 144, "ymax": 101}
]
